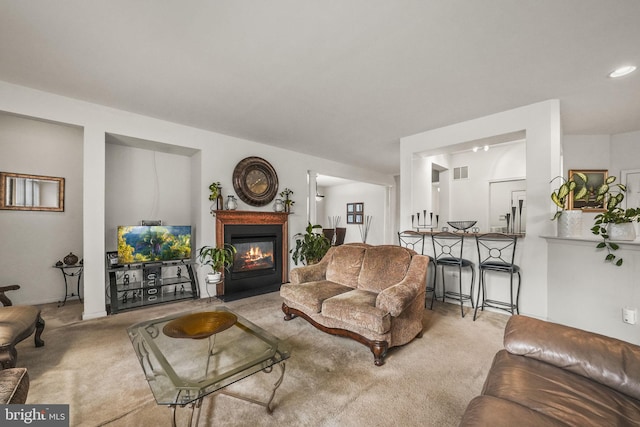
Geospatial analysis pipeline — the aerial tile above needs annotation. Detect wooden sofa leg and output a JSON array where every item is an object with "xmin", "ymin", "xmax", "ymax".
[
  {"xmin": 371, "ymin": 341, "xmax": 388, "ymax": 366},
  {"xmin": 282, "ymin": 303, "xmax": 297, "ymax": 321},
  {"xmin": 34, "ymin": 314, "xmax": 45, "ymax": 347}
]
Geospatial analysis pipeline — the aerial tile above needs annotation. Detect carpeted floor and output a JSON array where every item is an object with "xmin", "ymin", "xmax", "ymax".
[{"xmin": 17, "ymin": 292, "xmax": 508, "ymax": 426}]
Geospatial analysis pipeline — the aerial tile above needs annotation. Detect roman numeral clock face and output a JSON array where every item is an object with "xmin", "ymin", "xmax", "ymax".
[{"xmin": 232, "ymin": 157, "xmax": 279, "ymax": 207}]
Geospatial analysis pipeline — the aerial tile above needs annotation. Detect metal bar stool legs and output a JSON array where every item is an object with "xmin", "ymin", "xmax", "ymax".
[
  {"xmin": 473, "ymin": 233, "xmax": 521, "ymax": 321},
  {"xmin": 474, "ymin": 269, "xmax": 521, "ymax": 320}
]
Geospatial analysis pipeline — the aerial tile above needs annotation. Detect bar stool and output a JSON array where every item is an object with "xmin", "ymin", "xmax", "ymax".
[
  {"xmin": 398, "ymin": 231, "xmax": 436, "ymax": 309},
  {"xmin": 431, "ymin": 231, "xmax": 475, "ymax": 317},
  {"xmin": 473, "ymin": 233, "xmax": 521, "ymax": 321}
]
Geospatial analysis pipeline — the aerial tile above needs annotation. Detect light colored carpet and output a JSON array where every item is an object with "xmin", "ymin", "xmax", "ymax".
[{"xmin": 17, "ymin": 292, "xmax": 508, "ymax": 426}]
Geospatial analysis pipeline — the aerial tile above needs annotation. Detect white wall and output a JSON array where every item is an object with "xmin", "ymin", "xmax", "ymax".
[
  {"xmin": 545, "ymin": 131, "xmax": 640, "ymax": 343},
  {"xmin": 318, "ymin": 182, "xmax": 387, "ymax": 245},
  {"xmin": 611, "ymin": 130, "xmax": 640, "ymax": 175},
  {"xmin": 0, "ymin": 113, "xmax": 83, "ymax": 305},
  {"xmin": 0, "ymin": 81, "xmax": 394, "ymax": 318},
  {"xmin": 447, "ymin": 142, "xmax": 526, "ymax": 231},
  {"xmin": 104, "ymin": 143, "xmax": 194, "ymax": 250}
]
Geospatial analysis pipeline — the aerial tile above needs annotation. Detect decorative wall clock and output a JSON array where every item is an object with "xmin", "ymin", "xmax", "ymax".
[{"xmin": 232, "ymin": 156, "xmax": 279, "ymax": 206}]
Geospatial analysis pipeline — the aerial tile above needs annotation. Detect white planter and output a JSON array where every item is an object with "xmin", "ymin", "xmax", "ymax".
[
  {"xmin": 607, "ymin": 222, "xmax": 636, "ymax": 241},
  {"xmin": 557, "ymin": 210, "xmax": 583, "ymax": 238},
  {"xmin": 206, "ymin": 272, "xmax": 222, "ymax": 283}
]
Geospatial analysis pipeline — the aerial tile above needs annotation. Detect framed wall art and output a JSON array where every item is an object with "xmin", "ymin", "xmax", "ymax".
[
  {"xmin": 347, "ymin": 202, "xmax": 364, "ymax": 224},
  {"xmin": 568, "ymin": 169, "xmax": 607, "ymax": 211}
]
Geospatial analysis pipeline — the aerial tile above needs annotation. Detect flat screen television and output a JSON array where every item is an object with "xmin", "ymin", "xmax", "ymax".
[{"xmin": 117, "ymin": 225, "xmax": 191, "ymax": 265}]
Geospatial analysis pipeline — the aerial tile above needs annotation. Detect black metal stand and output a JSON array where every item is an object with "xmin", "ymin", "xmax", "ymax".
[{"xmin": 53, "ymin": 264, "xmax": 83, "ymax": 307}]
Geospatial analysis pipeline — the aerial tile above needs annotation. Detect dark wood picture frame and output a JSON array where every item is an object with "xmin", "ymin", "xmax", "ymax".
[
  {"xmin": 568, "ymin": 169, "xmax": 608, "ymax": 211},
  {"xmin": 346, "ymin": 202, "xmax": 364, "ymax": 224}
]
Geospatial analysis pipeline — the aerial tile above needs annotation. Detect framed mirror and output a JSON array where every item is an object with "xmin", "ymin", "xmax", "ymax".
[{"xmin": 0, "ymin": 172, "xmax": 65, "ymax": 212}]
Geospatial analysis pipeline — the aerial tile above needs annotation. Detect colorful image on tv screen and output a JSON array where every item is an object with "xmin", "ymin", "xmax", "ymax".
[{"xmin": 117, "ymin": 225, "xmax": 191, "ymax": 264}]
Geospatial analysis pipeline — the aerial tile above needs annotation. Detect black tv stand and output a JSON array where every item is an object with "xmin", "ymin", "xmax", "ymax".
[{"xmin": 107, "ymin": 260, "xmax": 198, "ymax": 314}]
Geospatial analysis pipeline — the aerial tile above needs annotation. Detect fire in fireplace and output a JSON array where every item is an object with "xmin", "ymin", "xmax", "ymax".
[{"xmin": 233, "ymin": 241, "xmax": 275, "ymax": 273}]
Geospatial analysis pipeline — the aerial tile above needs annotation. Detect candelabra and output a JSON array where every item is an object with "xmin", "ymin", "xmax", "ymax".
[{"xmin": 411, "ymin": 210, "xmax": 438, "ymax": 230}]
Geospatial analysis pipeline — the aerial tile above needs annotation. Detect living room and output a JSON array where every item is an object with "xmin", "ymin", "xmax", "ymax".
[{"xmin": 1, "ymin": 2, "xmax": 639, "ymax": 425}]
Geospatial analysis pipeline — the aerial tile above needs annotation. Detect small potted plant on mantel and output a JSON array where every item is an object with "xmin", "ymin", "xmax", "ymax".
[
  {"xmin": 550, "ymin": 172, "xmax": 588, "ymax": 237},
  {"xmin": 590, "ymin": 176, "xmax": 640, "ymax": 266},
  {"xmin": 197, "ymin": 244, "xmax": 236, "ymax": 282},
  {"xmin": 280, "ymin": 188, "xmax": 295, "ymax": 213},
  {"xmin": 290, "ymin": 223, "xmax": 331, "ymax": 265}
]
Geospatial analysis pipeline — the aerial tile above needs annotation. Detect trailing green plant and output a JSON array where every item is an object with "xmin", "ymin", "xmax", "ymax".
[
  {"xmin": 290, "ymin": 222, "xmax": 331, "ymax": 265},
  {"xmin": 208, "ymin": 182, "xmax": 222, "ymax": 201},
  {"xmin": 197, "ymin": 244, "xmax": 236, "ymax": 273},
  {"xmin": 550, "ymin": 172, "xmax": 588, "ymax": 220},
  {"xmin": 590, "ymin": 176, "xmax": 640, "ymax": 266}
]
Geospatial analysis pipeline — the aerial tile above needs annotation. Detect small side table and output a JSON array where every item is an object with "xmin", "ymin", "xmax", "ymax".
[{"xmin": 53, "ymin": 264, "xmax": 83, "ymax": 307}]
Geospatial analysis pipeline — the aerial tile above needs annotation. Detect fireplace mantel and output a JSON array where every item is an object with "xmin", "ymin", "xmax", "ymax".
[{"xmin": 214, "ymin": 210, "xmax": 289, "ymax": 296}]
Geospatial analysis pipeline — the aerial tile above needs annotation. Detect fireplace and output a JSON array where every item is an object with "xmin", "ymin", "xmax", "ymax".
[{"xmin": 215, "ymin": 211, "xmax": 289, "ymax": 301}]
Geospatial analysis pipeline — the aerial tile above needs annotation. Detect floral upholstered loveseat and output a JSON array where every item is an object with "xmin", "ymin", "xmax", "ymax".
[{"xmin": 280, "ymin": 243, "xmax": 429, "ymax": 365}]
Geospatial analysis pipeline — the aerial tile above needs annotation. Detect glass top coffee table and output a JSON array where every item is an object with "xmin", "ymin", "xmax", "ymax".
[{"xmin": 127, "ymin": 306, "xmax": 290, "ymax": 426}]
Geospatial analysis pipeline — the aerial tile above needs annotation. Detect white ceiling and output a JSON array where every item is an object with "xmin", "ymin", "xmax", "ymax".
[{"xmin": 1, "ymin": 1, "xmax": 638, "ymax": 175}]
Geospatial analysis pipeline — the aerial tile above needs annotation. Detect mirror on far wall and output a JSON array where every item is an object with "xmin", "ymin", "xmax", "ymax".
[{"xmin": 0, "ymin": 171, "xmax": 65, "ymax": 212}]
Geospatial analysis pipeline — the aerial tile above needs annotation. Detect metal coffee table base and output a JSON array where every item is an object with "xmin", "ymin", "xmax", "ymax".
[{"xmin": 171, "ymin": 362, "xmax": 286, "ymax": 427}]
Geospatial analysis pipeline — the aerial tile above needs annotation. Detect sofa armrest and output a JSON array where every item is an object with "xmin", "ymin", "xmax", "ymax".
[
  {"xmin": 290, "ymin": 263, "xmax": 327, "ymax": 285},
  {"xmin": 504, "ymin": 315, "xmax": 640, "ymax": 400},
  {"xmin": 376, "ymin": 254, "xmax": 429, "ymax": 316}
]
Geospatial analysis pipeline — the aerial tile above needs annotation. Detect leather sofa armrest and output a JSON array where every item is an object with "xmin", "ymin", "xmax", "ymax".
[
  {"xmin": 376, "ymin": 254, "xmax": 429, "ymax": 316},
  {"xmin": 504, "ymin": 315, "xmax": 640, "ymax": 400}
]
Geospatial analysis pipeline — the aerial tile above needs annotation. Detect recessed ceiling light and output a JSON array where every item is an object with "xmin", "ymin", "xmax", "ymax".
[{"xmin": 609, "ymin": 65, "xmax": 636, "ymax": 78}]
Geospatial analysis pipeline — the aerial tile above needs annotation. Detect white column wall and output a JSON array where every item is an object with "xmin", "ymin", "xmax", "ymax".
[{"xmin": 400, "ymin": 100, "xmax": 562, "ymax": 319}]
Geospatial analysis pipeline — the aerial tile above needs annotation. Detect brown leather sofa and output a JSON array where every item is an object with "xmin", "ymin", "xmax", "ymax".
[
  {"xmin": 281, "ymin": 244, "xmax": 429, "ymax": 366},
  {"xmin": 460, "ymin": 315, "xmax": 640, "ymax": 426}
]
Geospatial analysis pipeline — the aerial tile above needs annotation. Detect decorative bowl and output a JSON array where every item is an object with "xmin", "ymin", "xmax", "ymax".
[
  {"xmin": 447, "ymin": 221, "xmax": 477, "ymax": 232},
  {"xmin": 163, "ymin": 311, "xmax": 237, "ymax": 339}
]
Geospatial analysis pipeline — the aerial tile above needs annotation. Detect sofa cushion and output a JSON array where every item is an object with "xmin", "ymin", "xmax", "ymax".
[
  {"xmin": 459, "ymin": 396, "xmax": 565, "ymax": 427},
  {"xmin": 280, "ymin": 280, "xmax": 353, "ymax": 313},
  {"xmin": 482, "ymin": 350, "xmax": 640, "ymax": 426},
  {"xmin": 358, "ymin": 246, "xmax": 412, "ymax": 292},
  {"xmin": 0, "ymin": 305, "xmax": 40, "ymax": 347},
  {"xmin": 325, "ymin": 245, "xmax": 367, "ymax": 288},
  {"xmin": 321, "ymin": 289, "xmax": 390, "ymax": 335},
  {"xmin": 504, "ymin": 315, "xmax": 640, "ymax": 400}
]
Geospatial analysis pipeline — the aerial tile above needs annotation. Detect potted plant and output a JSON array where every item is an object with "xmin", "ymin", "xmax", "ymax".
[
  {"xmin": 550, "ymin": 172, "xmax": 588, "ymax": 237},
  {"xmin": 280, "ymin": 188, "xmax": 295, "ymax": 213},
  {"xmin": 290, "ymin": 223, "xmax": 331, "ymax": 265},
  {"xmin": 197, "ymin": 244, "xmax": 236, "ymax": 282},
  {"xmin": 590, "ymin": 175, "xmax": 640, "ymax": 266},
  {"xmin": 208, "ymin": 182, "xmax": 223, "ymax": 211}
]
